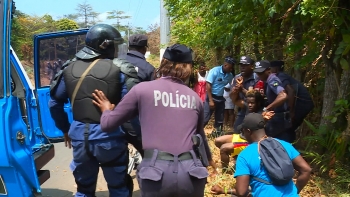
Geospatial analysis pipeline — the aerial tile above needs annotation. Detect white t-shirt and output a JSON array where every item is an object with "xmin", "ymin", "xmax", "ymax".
[{"xmin": 223, "ymin": 90, "xmax": 234, "ymax": 109}]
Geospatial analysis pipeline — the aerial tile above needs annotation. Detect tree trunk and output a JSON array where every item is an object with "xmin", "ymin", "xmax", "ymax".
[
  {"xmin": 319, "ymin": 37, "xmax": 338, "ymax": 128},
  {"xmin": 292, "ymin": 18, "xmax": 304, "ymax": 81},
  {"xmin": 54, "ymin": 39, "xmax": 58, "ymax": 61},
  {"xmin": 214, "ymin": 47, "xmax": 223, "ymax": 65}
]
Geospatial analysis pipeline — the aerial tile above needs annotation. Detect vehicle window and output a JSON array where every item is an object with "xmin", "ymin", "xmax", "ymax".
[{"xmin": 38, "ymin": 34, "xmax": 86, "ymax": 87}]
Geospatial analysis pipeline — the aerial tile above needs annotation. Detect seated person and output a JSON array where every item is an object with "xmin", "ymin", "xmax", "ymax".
[
  {"xmin": 214, "ymin": 88, "xmax": 274, "ymax": 173},
  {"xmin": 211, "ymin": 113, "xmax": 311, "ymax": 197}
]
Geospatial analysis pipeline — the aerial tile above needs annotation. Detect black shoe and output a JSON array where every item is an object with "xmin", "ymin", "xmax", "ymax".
[{"xmin": 207, "ymin": 129, "xmax": 223, "ymax": 138}]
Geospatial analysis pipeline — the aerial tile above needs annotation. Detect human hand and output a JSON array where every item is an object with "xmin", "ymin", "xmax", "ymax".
[
  {"xmin": 209, "ymin": 100, "xmax": 215, "ymax": 110},
  {"xmin": 64, "ymin": 133, "xmax": 71, "ymax": 149},
  {"xmin": 262, "ymin": 111, "xmax": 275, "ymax": 120},
  {"xmin": 236, "ymin": 76, "xmax": 243, "ymax": 85},
  {"xmin": 92, "ymin": 89, "xmax": 115, "ymax": 112},
  {"xmin": 210, "ymin": 185, "xmax": 224, "ymax": 195}
]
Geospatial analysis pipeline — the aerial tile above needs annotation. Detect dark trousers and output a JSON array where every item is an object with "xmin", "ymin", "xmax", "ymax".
[
  {"xmin": 203, "ymin": 94, "xmax": 225, "ymax": 128},
  {"xmin": 70, "ymin": 139, "xmax": 129, "ymax": 197},
  {"xmin": 136, "ymin": 149, "xmax": 208, "ymax": 197},
  {"xmin": 266, "ymin": 113, "xmax": 292, "ymax": 143}
]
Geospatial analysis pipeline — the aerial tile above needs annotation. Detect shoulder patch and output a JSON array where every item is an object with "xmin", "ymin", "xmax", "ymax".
[{"xmin": 273, "ymin": 81, "xmax": 279, "ymax": 87}]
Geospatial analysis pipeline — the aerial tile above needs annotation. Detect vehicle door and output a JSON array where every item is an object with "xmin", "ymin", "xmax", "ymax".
[{"xmin": 33, "ymin": 29, "xmax": 88, "ymax": 140}]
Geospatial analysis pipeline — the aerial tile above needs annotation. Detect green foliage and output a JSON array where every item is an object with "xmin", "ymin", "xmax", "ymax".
[{"xmin": 56, "ymin": 18, "xmax": 79, "ymax": 31}]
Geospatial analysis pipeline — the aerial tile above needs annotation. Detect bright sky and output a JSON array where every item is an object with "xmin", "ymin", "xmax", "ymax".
[{"xmin": 14, "ymin": 0, "xmax": 161, "ymax": 31}]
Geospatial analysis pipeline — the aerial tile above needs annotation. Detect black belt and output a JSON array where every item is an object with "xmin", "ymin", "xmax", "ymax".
[
  {"xmin": 273, "ymin": 111, "xmax": 290, "ymax": 118},
  {"xmin": 144, "ymin": 149, "xmax": 193, "ymax": 161}
]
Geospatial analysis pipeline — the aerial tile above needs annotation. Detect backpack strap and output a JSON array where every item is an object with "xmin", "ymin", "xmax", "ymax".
[
  {"xmin": 257, "ymin": 135, "xmax": 268, "ymax": 154},
  {"xmin": 254, "ymin": 136, "xmax": 275, "ymax": 185},
  {"xmin": 252, "ymin": 176, "xmax": 272, "ymax": 184},
  {"xmin": 71, "ymin": 59, "xmax": 100, "ymax": 109}
]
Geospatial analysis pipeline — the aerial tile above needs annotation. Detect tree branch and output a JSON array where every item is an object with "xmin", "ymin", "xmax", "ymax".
[{"xmin": 278, "ymin": 0, "xmax": 303, "ymax": 20}]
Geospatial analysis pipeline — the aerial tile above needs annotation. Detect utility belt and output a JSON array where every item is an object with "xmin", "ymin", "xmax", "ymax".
[
  {"xmin": 143, "ymin": 134, "xmax": 210, "ymax": 167},
  {"xmin": 144, "ymin": 149, "xmax": 194, "ymax": 161}
]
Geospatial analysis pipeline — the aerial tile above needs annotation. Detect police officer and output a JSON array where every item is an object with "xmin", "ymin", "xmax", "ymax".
[
  {"xmin": 127, "ymin": 34, "xmax": 155, "ymax": 81},
  {"xmin": 253, "ymin": 60, "xmax": 292, "ymax": 142},
  {"xmin": 92, "ymin": 44, "xmax": 217, "ymax": 197},
  {"xmin": 123, "ymin": 34, "xmax": 156, "ymax": 157},
  {"xmin": 204, "ymin": 56, "xmax": 235, "ymax": 137},
  {"xmin": 49, "ymin": 24, "xmax": 133, "ymax": 197},
  {"xmin": 46, "ymin": 61, "xmax": 52, "ymax": 78},
  {"xmin": 57, "ymin": 58, "xmax": 63, "ymax": 69},
  {"xmin": 232, "ymin": 55, "xmax": 259, "ymax": 132},
  {"xmin": 270, "ymin": 60, "xmax": 314, "ymax": 142}
]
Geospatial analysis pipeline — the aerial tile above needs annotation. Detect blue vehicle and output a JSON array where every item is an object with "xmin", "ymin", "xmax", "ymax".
[{"xmin": 0, "ymin": 1, "xmax": 90, "ymax": 196}]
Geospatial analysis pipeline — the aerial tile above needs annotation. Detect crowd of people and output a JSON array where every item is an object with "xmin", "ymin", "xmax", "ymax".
[{"xmin": 49, "ymin": 23, "xmax": 313, "ymax": 197}]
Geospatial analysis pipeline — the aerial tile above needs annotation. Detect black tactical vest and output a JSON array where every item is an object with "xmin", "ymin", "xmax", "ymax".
[{"xmin": 63, "ymin": 59, "xmax": 121, "ymax": 123}]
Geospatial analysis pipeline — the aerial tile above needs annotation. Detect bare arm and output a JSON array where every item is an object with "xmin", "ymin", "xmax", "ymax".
[
  {"xmin": 266, "ymin": 90, "xmax": 287, "ymax": 111},
  {"xmin": 292, "ymin": 155, "xmax": 312, "ymax": 194},
  {"xmin": 206, "ymin": 82, "xmax": 214, "ymax": 102},
  {"xmin": 235, "ymin": 175, "xmax": 251, "ymax": 197},
  {"xmin": 210, "ymin": 185, "xmax": 238, "ymax": 195}
]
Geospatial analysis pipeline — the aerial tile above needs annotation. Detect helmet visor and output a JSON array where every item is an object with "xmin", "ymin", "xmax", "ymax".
[{"xmin": 115, "ymin": 43, "xmax": 128, "ymax": 59}]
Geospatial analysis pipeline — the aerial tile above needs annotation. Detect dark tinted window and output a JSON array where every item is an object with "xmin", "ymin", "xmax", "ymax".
[{"xmin": 38, "ymin": 35, "xmax": 86, "ymax": 87}]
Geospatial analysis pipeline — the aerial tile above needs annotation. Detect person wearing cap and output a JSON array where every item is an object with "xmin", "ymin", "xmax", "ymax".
[
  {"xmin": 232, "ymin": 55, "xmax": 260, "ymax": 133},
  {"xmin": 92, "ymin": 43, "xmax": 217, "ymax": 197},
  {"xmin": 270, "ymin": 60, "xmax": 314, "ymax": 142},
  {"xmin": 204, "ymin": 56, "xmax": 235, "ymax": 137},
  {"xmin": 124, "ymin": 34, "xmax": 156, "ymax": 156},
  {"xmin": 253, "ymin": 60, "xmax": 292, "ymax": 142},
  {"xmin": 211, "ymin": 113, "xmax": 311, "ymax": 196},
  {"xmin": 127, "ymin": 34, "xmax": 155, "ymax": 81}
]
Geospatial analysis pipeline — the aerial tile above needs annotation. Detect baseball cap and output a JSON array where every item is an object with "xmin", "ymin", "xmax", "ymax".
[
  {"xmin": 253, "ymin": 60, "xmax": 271, "ymax": 73},
  {"xmin": 238, "ymin": 113, "xmax": 265, "ymax": 131},
  {"xmin": 163, "ymin": 44, "xmax": 193, "ymax": 63},
  {"xmin": 239, "ymin": 56, "xmax": 255, "ymax": 65},
  {"xmin": 270, "ymin": 60, "xmax": 284, "ymax": 68},
  {"xmin": 225, "ymin": 56, "xmax": 236, "ymax": 65},
  {"xmin": 128, "ymin": 34, "xmax": 148, "ymax": 47}
]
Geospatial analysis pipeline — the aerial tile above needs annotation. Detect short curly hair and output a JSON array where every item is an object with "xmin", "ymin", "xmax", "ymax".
[{"xmin": 245, "ymin": 89, "xmax": 265, "ymax": 111}]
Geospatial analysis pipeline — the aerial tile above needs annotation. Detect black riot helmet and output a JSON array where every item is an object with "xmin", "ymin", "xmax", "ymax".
[{"xmin": 76, "ymin": 24, "xmax": 125, "ymax": 60}]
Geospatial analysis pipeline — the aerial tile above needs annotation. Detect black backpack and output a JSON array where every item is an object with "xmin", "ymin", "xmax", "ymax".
[{"xmin": 252, "ymin": 137, "xmax": 295, "ymax": 186}]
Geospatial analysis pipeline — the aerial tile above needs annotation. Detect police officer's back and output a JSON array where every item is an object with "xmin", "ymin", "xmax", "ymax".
[
  {"xmin": 270, "ymin": 60, "xmax": 314, "ymax": 141},
  {"xmin": 49, "ymin": 24, "xmax": 132, "ymax": 197},
  {"xmin": 126, "ymin": 34, "xmax": 155, "ymax": 81}
]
